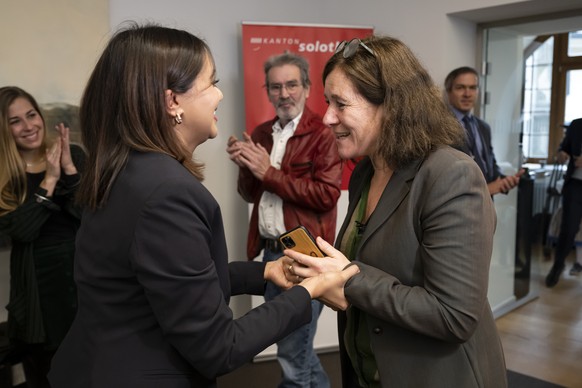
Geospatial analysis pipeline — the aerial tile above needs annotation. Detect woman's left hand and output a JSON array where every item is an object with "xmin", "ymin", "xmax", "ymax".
[
  {"xmin": 55, "ymin": 123, "xmax": 78, "ymax": 175},
  {"xmin": 285, "ymin": 236, "xmax": 351, "ymax": 282}
]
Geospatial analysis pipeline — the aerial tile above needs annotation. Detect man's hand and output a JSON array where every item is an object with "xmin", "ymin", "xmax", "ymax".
[
  {"xmin": 488, "ymin": 168, "xmax": 525, "ymax": 195},
  {"xmin": 235, "ymin": 132, "xmax": 272, "ymax": 180},
  {"xmin": 556, "ymin": 150, "xmax": 569, "ymax": 165},
  {"xmin": 226, "ymin": 135, "xmax": 246, "ymax": 167}
]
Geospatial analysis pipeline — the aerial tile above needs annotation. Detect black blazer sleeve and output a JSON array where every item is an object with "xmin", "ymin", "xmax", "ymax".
[
  {"xmin": 229, "ymin": 261, "xmax": 267, "ymax": 296},
  {"xmin": 131, "ymin": 176, "xmax": 311, "ymax": 378}
]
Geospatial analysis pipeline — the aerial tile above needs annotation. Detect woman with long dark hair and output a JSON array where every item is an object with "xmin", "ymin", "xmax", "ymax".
[{"xmin": 48, "ymin": 23, "xmax": 358, "ymax": 388}]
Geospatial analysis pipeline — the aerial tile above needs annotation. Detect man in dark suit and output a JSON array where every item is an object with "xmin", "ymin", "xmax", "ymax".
[
  {"xmin": 546, "ymin": 118, "xmax": 582, "ymax": 287},
  {"xmin": 444, "ymin": 66, "xmax": 523, "ymax": 196}
]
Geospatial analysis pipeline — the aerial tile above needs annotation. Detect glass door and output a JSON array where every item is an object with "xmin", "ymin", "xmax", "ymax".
[{"xmin": 481, "ymin": 26, "xmax": 527, "ymax": 313}]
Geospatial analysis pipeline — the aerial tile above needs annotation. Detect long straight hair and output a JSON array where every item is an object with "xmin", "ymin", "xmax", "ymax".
[
  {"xmin": 0, "ymin": 86, "xmax": 47, "ymax": 214},
  {"xmin": 77, "ymin": 23, "xmax": 210, "ymax": 210}
]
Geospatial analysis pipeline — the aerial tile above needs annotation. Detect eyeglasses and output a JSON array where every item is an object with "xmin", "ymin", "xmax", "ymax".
[
  {"xmin": 335, "ymin": 38, "xmax": 375, "ymax": 58},
  {"xmin": 267, "ymin": 80, "xmax": 302, "ymax": 95}
]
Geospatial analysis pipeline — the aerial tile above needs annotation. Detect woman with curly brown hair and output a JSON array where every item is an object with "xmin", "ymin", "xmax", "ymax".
[{"xmin": 285, "ymin": 36, "xmax": 507, "ymax": 388}]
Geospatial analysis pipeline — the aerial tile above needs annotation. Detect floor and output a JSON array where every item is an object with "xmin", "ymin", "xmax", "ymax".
[
  {"xmin": 496, "ymin": 248, "xmax": 582, "ymax": 388},
  {"xmin": 217, "ymin": 351, "xmax": 341, "ymax": 388}
]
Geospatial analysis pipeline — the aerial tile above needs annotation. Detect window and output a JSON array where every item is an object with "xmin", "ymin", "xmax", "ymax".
[
  {"xmin": 522, "ymin": 37, "xmax": 553, "ymax": 161},
  {"xmin": 564, "ymin": 31, "xmax": 582, "ymax": 124},
  {"xmin": 564, "ymin": 68, "xmax": 582, "ymax": 124},
  {"xmin": 523, "ymin": 31, "xmax": 582, "ymax": 163},
  {"xmin": 567, "ymin": 30, "xmax": 582, "ymax": 57}
]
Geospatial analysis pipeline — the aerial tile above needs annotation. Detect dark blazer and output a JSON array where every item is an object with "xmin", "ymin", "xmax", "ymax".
[
  {"xmin": 459, "ymin": 116, "xmax": 504, "ymax": 183},
  {"xmin": 560, "ymin": 118, "xmax": 582, "ymax": 182},
  {"xmin": 48, "ymin": 151, "xmax": 312, "ymax": 388},
  {"xmin": 336, "ymin": 146, "xmax": 507, "ymax": 387}
]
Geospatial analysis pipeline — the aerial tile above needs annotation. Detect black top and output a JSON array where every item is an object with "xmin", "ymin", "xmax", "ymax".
[
  {"xmin": 560, "ymin": 118, "xmax": 582, "ymax": 182},
  {"xmin": 0, "ymin": 144, "xmax": 85, "ymax": 348}
]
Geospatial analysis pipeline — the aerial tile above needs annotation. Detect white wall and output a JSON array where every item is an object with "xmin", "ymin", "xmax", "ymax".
[{"xmin": 0, "ymin": 0, "xmax": 109, "ymax": 104}]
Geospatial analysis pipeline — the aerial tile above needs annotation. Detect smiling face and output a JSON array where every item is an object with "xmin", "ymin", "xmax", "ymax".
[
  {"xmin": 323, "ymin": 68, "xmax": 382, "ymax": 161},
  {"xmin": 8, "ymin": 97, "xmax": 45, "ymax": 153},
  {"xmin": 173, "ymin": 54, "xmax": 223, "ymax": 151},
  {"xmin": 266, "ymin": 64, "xmax": 310, "ymax": 127},
  {"xmin": 447, "ymin": 72, "xmax": 479, "ymax": 114}
]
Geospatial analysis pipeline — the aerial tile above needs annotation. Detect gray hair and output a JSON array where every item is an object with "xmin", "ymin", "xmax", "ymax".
[{"xmin": 264, "ymin": 52, "xmax": 311, "ymax": 87}]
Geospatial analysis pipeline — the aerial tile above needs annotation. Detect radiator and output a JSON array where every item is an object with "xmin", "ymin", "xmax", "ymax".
[
  {"xmin": 533, "ymin": 177, "xmax": 547, "ymax": 215},
  {"xmin": 531, "ymin": 167, "xmax": 563, "ymax": 215}
]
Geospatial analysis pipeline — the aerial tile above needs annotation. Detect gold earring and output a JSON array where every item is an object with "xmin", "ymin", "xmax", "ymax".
[{"xmin": 174, "ymin": 112, "xmax": 183, "ymax": 125}]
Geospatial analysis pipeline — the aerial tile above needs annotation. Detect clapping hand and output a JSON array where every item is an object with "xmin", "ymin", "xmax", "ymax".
[
  {"xmin": 55, "ymin": 123, "xmax": 77, "ymax": 175},
  {"xmin": 226, "ymin": 133, "xmax": 271, "ymax": 180},
  {"xmin": 45, "ymin": 136, "xmax": 62, "ymax": 184}
]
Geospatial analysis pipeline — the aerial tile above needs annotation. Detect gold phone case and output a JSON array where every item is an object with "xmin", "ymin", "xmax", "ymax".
[{"xmin": 279, "ymin": 226, "xmax": 324, "ymax": 258}]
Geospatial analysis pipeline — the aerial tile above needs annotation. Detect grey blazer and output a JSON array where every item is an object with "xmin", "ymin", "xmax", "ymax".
[{"xmin": 337, "ymin": 146, "xmax": 507, "ymax": 388}]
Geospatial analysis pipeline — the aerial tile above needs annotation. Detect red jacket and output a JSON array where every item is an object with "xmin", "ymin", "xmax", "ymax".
[{"xmin": 238, "ymin": 107, "xmax": 342, "ymax": 260}]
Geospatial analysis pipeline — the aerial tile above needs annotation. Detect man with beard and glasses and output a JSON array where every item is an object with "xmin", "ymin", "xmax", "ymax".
[{"xmin": 227, "ymin": 52, "xmax": 342, "ymax": 388}]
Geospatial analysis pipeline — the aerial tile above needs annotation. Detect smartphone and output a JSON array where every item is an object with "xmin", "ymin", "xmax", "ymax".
[{"xmin": 279, "ymin": 226, "xmax": 324, "ymax": 258}]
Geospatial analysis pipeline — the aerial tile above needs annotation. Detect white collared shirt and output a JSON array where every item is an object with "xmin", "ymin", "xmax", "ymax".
[{"xmin": 258, "ymin": 112, "xmax": 302, "ymax": 239}]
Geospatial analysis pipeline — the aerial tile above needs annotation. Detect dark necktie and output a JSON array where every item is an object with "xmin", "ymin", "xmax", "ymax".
[{"xmin": 462, "ymin": 115, "xmax": 487, "ymax": 175}]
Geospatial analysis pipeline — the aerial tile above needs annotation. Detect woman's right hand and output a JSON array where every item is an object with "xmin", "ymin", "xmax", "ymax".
[
  {"xmin": 285, "ymin": 236, "xmax": 351, "ymax": 278},
  {"xmin": 40, "ymin": 138, "xmax": 62, "ymax": 196}
]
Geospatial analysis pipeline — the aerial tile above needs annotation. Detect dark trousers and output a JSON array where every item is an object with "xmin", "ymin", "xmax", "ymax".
[
  {"xmin": 554, "ymin": 179, "xmax": 582, "ymax": 267},
  {"xmin": 12, "ymin": 342, "xmax": 53, "ymax": 388}
]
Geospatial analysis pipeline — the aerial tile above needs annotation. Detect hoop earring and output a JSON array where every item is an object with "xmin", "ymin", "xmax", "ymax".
[{"xmin": 174, "ymin": 112, "xmax": 183, "ymax": 125}]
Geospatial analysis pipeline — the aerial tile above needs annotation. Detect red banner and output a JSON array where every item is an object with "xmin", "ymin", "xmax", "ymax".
[{"xmin": 241, "ymin": 23, "xmax": 374, "ymax": 188}]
